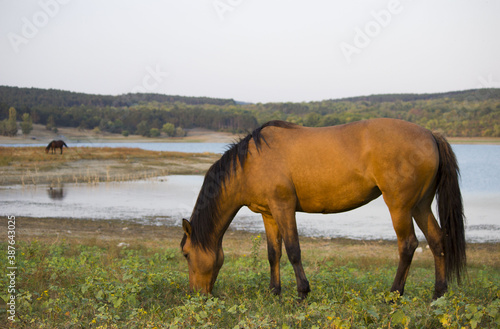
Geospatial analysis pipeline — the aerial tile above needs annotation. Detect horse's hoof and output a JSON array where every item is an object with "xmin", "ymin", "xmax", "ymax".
[
  {"xmin": 297, "ymin": 289, "xmax": 310, "ymax": 301},
  {"xmin": 297, "ymin": 294, "xmax": 307, "ymax": 301},
  {"xmin": 269, "ymin": 286, "xmax": 281, "ymax": 296}
]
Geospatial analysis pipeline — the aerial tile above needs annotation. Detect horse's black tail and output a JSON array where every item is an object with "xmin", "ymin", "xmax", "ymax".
[{"xmin": 432, "ymin": 132, "xmax": 466, "ymax": 284}]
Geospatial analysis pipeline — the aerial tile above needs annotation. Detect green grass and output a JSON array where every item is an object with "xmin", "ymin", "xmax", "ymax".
[{"xmin": 1, "ymin": 238, "xmax": 499, "ymax": 328}]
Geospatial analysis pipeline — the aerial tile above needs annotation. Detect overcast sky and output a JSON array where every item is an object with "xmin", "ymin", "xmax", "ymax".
[{"xmin": 1, "ymin": 0, "xmax": 499, "ymax": 103}]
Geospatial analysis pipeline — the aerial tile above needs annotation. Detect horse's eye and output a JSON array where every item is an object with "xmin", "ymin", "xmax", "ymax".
[{"xmin": 183, "ymin": 253, "xmax": 189, "ymax": 259}]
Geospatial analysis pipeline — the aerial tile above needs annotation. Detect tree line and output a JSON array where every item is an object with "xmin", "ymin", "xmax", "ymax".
[{"xmin": 1, "ymin": 86, "xmax": 499, "ymax": 137}]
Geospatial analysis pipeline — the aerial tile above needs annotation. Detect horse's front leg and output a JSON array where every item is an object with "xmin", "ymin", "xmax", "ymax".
[
  {"xmin": 270, "ymin": 205, "xmax": 310, "ymax": 300},
  {"xmin": 262, "ymin": 213, "xmax": 282, "ymax": 295}
]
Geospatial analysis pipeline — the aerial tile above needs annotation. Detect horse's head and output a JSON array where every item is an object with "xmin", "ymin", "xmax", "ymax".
[{"xmin": 180, "ymin": 219, "xmax": 224, "ymax": 294}]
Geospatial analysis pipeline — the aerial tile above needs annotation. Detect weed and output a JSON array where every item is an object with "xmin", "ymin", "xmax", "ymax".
[{"xmin": 0, "ymin": 235, "xmax": 498, "ymax": 328}]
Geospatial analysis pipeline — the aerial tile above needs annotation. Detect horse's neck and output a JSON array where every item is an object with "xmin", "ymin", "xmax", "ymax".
[
  {"xmin": 212, "ymin": 179, "xmax": 243, "ymax": 243},
  {"xmin": 190, "ymin": 169, "xmax": 244, "ymax": 250}
]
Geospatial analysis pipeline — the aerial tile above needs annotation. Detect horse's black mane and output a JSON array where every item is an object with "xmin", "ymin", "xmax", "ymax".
[{"xmin": 181, "ymin": 120, "xmax": 297, "ymax": 251}]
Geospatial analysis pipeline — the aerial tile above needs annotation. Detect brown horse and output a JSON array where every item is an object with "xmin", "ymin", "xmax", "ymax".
[
  {"xmin": 45, "ymin": 140, "xmax": 68, "ymax": 154},
  {"xmin": 181, "ymin": 118, "xmax": 465, "ymax": 300}
]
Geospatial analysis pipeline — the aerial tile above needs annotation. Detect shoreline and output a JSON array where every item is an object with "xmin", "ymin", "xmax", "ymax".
[
  {"xmin": 0, "ymin": 124, "xmax": 240, "ymax": 144},
  {"xmin": 2, "ymin": 216, "xmax": 498, "ymax": 268},
  {"xmin": 6, "ymin": 216, "xmax": 500, "ymax": 248},
  {"xmin": 1, "ymin": 123, "xmax": 499, "ymax": 145},
  {"xmin": 446, "ymin": 136, "xmax": 500, "ymax": 145},
  {"xmin": 3, "ymin": 137, "xmax": 500, "ymax": 145}
]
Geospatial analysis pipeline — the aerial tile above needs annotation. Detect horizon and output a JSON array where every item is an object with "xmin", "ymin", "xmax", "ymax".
[{"xmin": 1, "ymin": 1, "xmax": 499, "ymax": 103}]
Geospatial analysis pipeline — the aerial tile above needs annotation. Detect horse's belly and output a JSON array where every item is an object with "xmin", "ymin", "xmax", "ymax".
[{"xmin": 295, "ymin": 185, "xmax": 381, "ymax": 214}]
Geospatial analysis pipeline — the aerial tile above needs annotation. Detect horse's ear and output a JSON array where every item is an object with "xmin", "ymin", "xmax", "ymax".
[{"xmin": 182, "ymin": 218, "xmax": 192, "ymax": 237}]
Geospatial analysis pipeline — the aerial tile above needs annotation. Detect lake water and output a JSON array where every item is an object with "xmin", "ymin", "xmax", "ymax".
[{"xmin": 1, "ymin": 144, "xmax": 499, "ymax": 242}]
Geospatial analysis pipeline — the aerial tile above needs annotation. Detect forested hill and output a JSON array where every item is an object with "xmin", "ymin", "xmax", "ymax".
[
  {"xmin": 1, "ymin": 85, "xmax": 499, "ymax": 137},
  {"xmin": 329, "ymin": 89, "xmax": 500, "ymax": 103},
  {"xmin": 0, "ymin": 86, "xmax": 235, "ymax": 108}
]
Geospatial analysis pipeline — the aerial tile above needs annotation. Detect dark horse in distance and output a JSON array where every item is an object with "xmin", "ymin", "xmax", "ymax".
[
  {"xmin": 180, "ymin": 119, "xmax": 466, "ymax": 300},
  {"xmin": 45, "ymin": 140, "xmax": 68, "ymax": 154}
]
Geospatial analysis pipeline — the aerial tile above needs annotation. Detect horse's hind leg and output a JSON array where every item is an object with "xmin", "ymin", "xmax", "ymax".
[
  {"xmin": 387, "ymin": 206, "xmax": 418, "ymax": 296},
  {"xmin": 262, "ymin": 213, "xmax": 282, "ymax": 295},
  {"xmin": 412, "ymin": 201, "xmax": 447, "ymax": 299}
]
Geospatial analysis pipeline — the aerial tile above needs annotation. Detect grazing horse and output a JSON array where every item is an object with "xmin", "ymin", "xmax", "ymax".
[
  {"xmin": 45, "ymin": 140, "xmax": 68, "ymax": 154},
  {"xmin": 180, "ymin": 119, "xmax": 466, "ymax": 300}
]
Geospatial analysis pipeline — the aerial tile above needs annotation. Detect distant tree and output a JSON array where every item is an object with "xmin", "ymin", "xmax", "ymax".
[
  {"xmin": 0, "ymin": 120, "xmax": 6, "ymax": 136},
  {"xmin": 78, "ymin": 122, "xmax": 86, "ymax": 131},
  {"xmin": 494, "ymin": 124, "xmax": 500, "ymax": 137},
  {"xmin": 162, "ymin": 122, "xmax": 175, "ymax": 137},
  {"xmin": 482, "ymin": 128, "xmax": 493, "ymax": 137},
  {"xmin": 320, "ymin": 114, "xmax": 341, "ymax": 127},
  {"xmin": 5, "ymin": 107, "xmax": 18, "ymax": 136},
  {"xmin": 286, "ymin": 114, "xmax": 303, "ymax": 125},
  {"xmin": 304, "ymin": 112, "xmax": 321, "ymax": 127},
  {"xmin": 8, "ymin": 107, "xmax": 16, "ymax": 120},
  {"xmin": 175, "ymin": 126, "xmax": 186, "ymax": 137},
  {"xmin": 151, "ymin": 118, "xmax": 162, "ymax": 129},
  {"xmin": 150, "ymin": 128, "xmax": 160, "ymax": 137},
  {"xmin": 98, "ymin": 119, "xmax": 108, "ymax": 132},
  {"xmin": 31, "ymin": 109, "xmax": 39, "ymax": 123},
  {"xmin": 20, "ymin": 113, "xmax": 33, "ymax": 135},
  {"xmin": 122, "ymin": 130, "xmax": 129, "ymax": 137},
  {"xmin": 136, "ymin": 121, "xmax": 150, "ymax": 137},
  {"xmin": 0, "ymin": 107, "xmax": 18, "ymax": 136},
  {"xmin": 46, "ymin": 115, "xmax": 56, "ymax": 131},
  {"xmin": 112, "ymin": 119, "xmax": 123, "ymax": 133}
]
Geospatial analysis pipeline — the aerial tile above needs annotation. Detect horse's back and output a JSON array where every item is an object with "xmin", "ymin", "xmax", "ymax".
[{"xmin": 258, "ymin": 118, "xmax": 437, "ymax": 175}]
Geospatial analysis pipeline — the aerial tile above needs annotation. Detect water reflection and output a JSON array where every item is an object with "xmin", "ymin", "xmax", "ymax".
[{"xmin": 47, "ymin": 186, "xmax": 66, "ymax": 200}]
